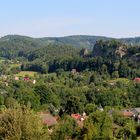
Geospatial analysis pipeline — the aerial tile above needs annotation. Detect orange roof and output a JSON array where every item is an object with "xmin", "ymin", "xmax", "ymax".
[
  {"xmin": 121, "ymin": 111, "xmax": 134, "ymax": 117},
  {"xmin": 71, "ymin": 114, "xmax": 81, "ymax": 120}
]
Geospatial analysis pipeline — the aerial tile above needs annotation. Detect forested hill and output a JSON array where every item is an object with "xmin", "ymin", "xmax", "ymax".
[
  {"xmin": 0, "ymin": 34, "xmax": 140, "ymax": 62},
  {"xmin": 1, "ymin": 35, "xmax": 140, "ymax": 51},
  {"xmin": 120, "ymin": 37, "xmax": 140, "ymax": 46},
  {"xmin": 0, "ymin": 35, "xmax": 112, "ymax": 50}
]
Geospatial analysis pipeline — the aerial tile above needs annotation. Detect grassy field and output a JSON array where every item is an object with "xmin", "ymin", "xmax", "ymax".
[
  {"xmin": 9, "ymin": 63, "xmax": 21, "ymax": 68},
  {"xmin": 15, "ymin": 71, "xmax": 38, "ymax": 77},
  {"xmin": 7, "ymin": 63, "xmax": 21, "ymax": 72}
]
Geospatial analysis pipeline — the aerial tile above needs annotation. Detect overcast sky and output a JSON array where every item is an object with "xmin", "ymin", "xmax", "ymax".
[{"xmin": 0, "ymin": 0, "xmax": 140, "ymax": 38}]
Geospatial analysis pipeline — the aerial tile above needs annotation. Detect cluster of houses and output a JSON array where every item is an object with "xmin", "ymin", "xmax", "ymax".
[
  {"xmin": 39, "ymin": 106, "xmax": 140, "ymax": 128},
  {"xmin": 37, "ymin": 104, "xmax": 140, "ymax": 136},
  {"xmin": 0, "ymin": 74, "xmax": 37, "ymax": 87},
  {"xmin": 1, "ymin": 76, "xmax": 36, "ymax": 86},
  {"xmin": 14, "ymin": 76, "xmax": 36, "ymax": 84},
  {"xmin": 38, "ymin": 111, "xmax": 88, "ymax": 134},
  {"xmin": 39, "ymin": 106, "xmax": 105, "ymax": 131},
  {"xmin": 121, "ymin": 108, "xmax": 140, "ymax": 124}
]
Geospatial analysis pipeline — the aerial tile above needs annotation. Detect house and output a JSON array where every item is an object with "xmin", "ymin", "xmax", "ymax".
[
  {"xmin": 15, "ymin": 76, "xmax": 19, "ymax": 81},
  {"xmin": 131, "ymin": 108, "xmax": 140, "ymax": 124},
  {"xmin": 131, "ymin": 108, "xmax": 140, "ymax": 116},
  {"xmin": 134, "ymin": 78, "xmax": 140, "ymax": 83},
  {"xmin": 33, "ymin": 80, "xmax": 36, "ymax": 84},
  {"xmin": 40, "ymin": 113, "xmax": 57, "ymax": 127},
  {"xmin": 120, "ymin": 108, "xmax": 140, "ymax": 124},
  {"xmin": 71, "ymin": 69, "xmax": 80, "ymax": 75},
  {"xmin": 109, "ymin": 82, "xmax": 115, "ymax": 86},
  {"xmin": 24, "ymin": 77, "xmax": 30, "ymax": 81},
  {"xmin": 83, "ymin": 112, "xmax": 86, "ymax": 117},
  {"xmin": 71, "ymin": 114, "xmax": 85, "ymax": 128},
  {"xmin": 71, "ymin": 114, "xmax": 81, "ymax": 121},
  {"xmin": 121, "ymin": 110, "xmax": 134, "ymax": 117},
  {"xmin": 71, "ymin": 69, "xmax": 77, "ymax": 74},
  {"xmin": 97, "ymin": 105, "xmax": 104, "ymax": 111}
]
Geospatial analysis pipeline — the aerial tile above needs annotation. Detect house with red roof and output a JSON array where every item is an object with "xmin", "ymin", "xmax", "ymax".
[
  {"xmin": 121, "ymin": 110, "xmax": 134, "ymax": 117},
  {"xmin": 71, "ymin": 114, "xmax": 81, "ymax": 120},
  {"xmin": 71, "ymin": 113, "xmax": 88, "ymax": 128},
  {"xmin": 134, "ymin": 78, "xmax": 140, "ymax": 83},
  {"xmin": 24, "ymin": 77, "xmax": 30, "ymax": 81}
]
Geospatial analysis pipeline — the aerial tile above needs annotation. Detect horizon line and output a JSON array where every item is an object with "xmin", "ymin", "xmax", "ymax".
[{"xmin": 0, "ymin": 34, "xmax": 140, "ymax": 39}]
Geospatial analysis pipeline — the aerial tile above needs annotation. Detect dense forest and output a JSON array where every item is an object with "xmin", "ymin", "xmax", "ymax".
[{"xmin": 1, "ymin": 35, "xmax": 140, "ymax": 139}]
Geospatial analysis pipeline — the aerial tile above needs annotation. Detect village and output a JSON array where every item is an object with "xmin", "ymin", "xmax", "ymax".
[
  {"xmin": 38, "ymin": 106, "xmax": 140, "ymax": 134},
  {"xmin": 1, "ymin": 58, "xmax": 140, "ymax": 138}
]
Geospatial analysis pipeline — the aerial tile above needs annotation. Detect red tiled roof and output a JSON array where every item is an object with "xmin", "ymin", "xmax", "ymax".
[
  {"xmin": 121, "ymin": 111, "xmax": 134, "ymax": 117},
  {"xmin": 71, "ymin": 114, "xmax": 81, "ymax": 120},
  {"xmin": 24, "ymin": 77, "xmax": 30, "ymax": 81},
  {"xmin": 134, "ymin": 78, "xmax": 140, "ymax": 82}
]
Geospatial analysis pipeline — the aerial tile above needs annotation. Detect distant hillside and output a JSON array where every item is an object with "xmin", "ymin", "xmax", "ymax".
[
  {"xmin": 0, "ymin": 35, "xmax": 112, "ymax": 49},
  {"xmin": 44, "ymin": 36, "xmax": 140, "ymax": 48},
  {"xmin": 0, "ymin": 35, "xmax": 80, "ymax": 60},
  {"xmin": 1, "ymin": 35, "xmax": 140, "ymax": 50},
  {"xmin": 120, "ymin": 37, "xmax": 140, "ymax": 46},
  {"xmin": 0, "ymin": 35, "xmax": 140, "ymax": 60},
  {"xmin": 38, "ymin": 35, "xmax": 140, "ymax": 48},
  {"xmin": 40, "ymin": 35, "xmax": 113, "ymax": 49}
]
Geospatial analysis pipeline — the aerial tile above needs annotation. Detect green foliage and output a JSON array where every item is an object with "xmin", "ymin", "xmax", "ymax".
[
  {"xmin": 0, "ymin": 37, "xmax": 140, "ymax": 139},
  {"xmin": 65, "ymin": 95, "xmax": 84, "ymax": 114},
  {"xmin": 85, "ymin": 103, "xmax": 97, "ymax": 115},
  {"xmin": 51, "ymin": 115, "xmax": 78, "ymax": 140},
  {"xmin": 112, "ymin": 71, "xmax": 119, "ymax": 78},
  {"xmin": 34, "ymin": 84, "xmax": 60, "ymax": 108},
  {"xmin": 112, "ymin": 111, "xmax": 136, "ymax": 139},
  {"xmin": 80, "ymin": 119, "xmax": 97, "ymax": 140},
  {"xmin": 0, "ymin": 95, "xmax": 4, "ymax": 105},
  {"xmin": 89, "ymin": 111, "xmax": 113, "ymax": 139},
  {"xmin": 0, "ymin": 104, "xmax": 49, "ymax": 140}
]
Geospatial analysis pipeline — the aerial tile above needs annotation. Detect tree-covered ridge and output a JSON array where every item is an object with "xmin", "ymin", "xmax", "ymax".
[
  {"xmin": 0, "ymin": 35, "xmax": 80, "ymax": 61},
  {"xmin": 0, "ymin": 34, "xmax": 140, "ymax": 61},
  {"xmin": 0, "ymin": 35, "xmax": 140, "ymax": 54}
]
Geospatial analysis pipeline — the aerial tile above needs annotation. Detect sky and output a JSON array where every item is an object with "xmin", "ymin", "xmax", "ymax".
[{"xmin": 0, "ymin": 0, "xmax": 140, "ymax": 38}]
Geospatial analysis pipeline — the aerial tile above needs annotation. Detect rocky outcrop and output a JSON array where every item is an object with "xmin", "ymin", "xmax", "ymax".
[
  {"xmin": 92, "ymin": 40, "xmax": 127, "ymax": 58},
  {"xmin": 80, "ymin": 48, "xmax": 89, "ymax": 57}
]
